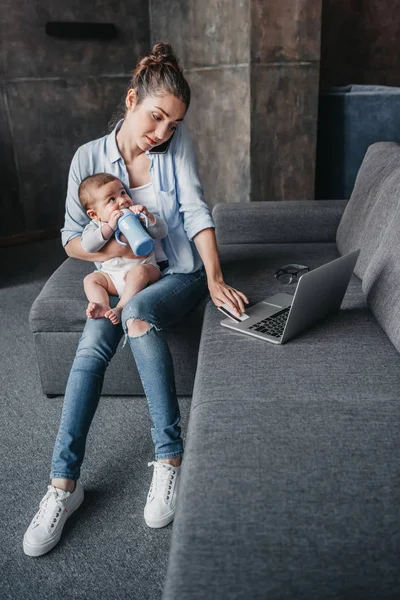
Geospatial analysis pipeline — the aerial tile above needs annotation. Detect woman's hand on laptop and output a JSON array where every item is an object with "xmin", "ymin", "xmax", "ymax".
[
  {"xmin": 208, "ymin": 278, "xmax": 249, "ymax": 318},
  {"xmin": 192, "ymin": 227, "xmax": 248, "ymax": 317}
]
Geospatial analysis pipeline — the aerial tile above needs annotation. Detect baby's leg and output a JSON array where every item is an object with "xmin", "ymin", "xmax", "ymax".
[
  {"xmin": 105, "ymin": 264, "xmax": 161, "ymax": 324},
  {"xmin": 84, "ymin": 272, "xmax": 118, "ymax": 320}
]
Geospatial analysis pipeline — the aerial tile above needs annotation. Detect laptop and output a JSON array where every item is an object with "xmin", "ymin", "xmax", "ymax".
[{"xmin": 220, "ymin": 249, "xmax": 360, "ymax": 344}]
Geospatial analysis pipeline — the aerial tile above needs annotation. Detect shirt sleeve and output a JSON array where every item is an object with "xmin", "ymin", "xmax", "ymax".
[
  {"xmin": 81, "ymin": 221, "xmax": 108, "ymax": 253},
  {"xmin": 147, "ymin": 215, "xmax": 168, "ymax": 240},
  {"xmin": 172, "ymin": 125, "xmax": 215, "ymax": 242},
  {"xmin": 61, "ymin": 146, "xmax": 91, "ymax": 247}
]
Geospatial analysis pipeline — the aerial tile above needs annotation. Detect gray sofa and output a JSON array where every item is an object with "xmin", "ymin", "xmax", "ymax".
[
  {"xmin": 30, "ymin": 142, "xmax": 400, "ymax": 598},
  {"xmin": 162, "ymin": 143, "xmax": 400, "ymax": 599}
]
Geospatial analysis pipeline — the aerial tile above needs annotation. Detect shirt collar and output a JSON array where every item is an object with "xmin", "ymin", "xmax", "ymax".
[
  {"xmin": 106, "ymin": 119, "xmax": 124, "ymax": 163},
  {"xmin": 106, "ymin": 119, "xmax": 155, "ymax": 163}
]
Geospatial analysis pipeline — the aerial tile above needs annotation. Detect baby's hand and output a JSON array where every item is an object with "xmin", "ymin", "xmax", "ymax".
[
  {"xmin": 108, "ymin": 210, "xmax": 123, "ymax": 231},
  {"xmin": 129, "ymin": 204, "xmax": 155, "ymax": 225}
]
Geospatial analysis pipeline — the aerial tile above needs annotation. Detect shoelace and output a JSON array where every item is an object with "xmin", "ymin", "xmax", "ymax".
[
  {"xmin": 33, "ymin": 485, "xmax": 69, "ymax": 529},
  {"xmin": 148, "ymin": 461, "xmax": 176, "ymax": 502}
]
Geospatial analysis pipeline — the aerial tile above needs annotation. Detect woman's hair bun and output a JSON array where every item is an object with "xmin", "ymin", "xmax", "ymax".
[
  {"xmin": 148, "ymin": 42, "xmax": 181, "ymax": 71},
  {"xmin": 152, "ymin": 42, "xmax": 174, "ymax": 59},
  {"xmin": 117, "ymin": 41, "xmax": 190, "ymax": 116},
  {"xmin": 109, "ymin": 41, "xmax": 190, "ymax": 130}
]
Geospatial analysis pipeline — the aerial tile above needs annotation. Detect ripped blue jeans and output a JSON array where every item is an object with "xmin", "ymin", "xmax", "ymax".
[{"xmin": 50, "ymin": 267, "xmax": 207, "ymax": 481}]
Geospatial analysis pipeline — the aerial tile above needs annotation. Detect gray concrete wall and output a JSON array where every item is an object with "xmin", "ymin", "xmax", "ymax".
[
  {"xmin": 0, "ymin": 1, "xmax": 149, "ymax": 239},
  {"xmin": 1, "ymin": 0, "xmax": 323, "ymax": 240},
  {"xmin": 151, "ymin": 0, "xmax": 321, "ymax": 206},
  {"xmin": 151, "ymin": 0, "xmax": 251, "ymax": 209},
  {"xmin": 320, "ymin": 0, "xmax": 400, "ymax": 88},
  {"xmin": 250, "ymin": 0, "xmax": 322, "ymax": 201}
]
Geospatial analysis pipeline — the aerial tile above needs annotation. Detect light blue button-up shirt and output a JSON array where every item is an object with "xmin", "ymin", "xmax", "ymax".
[{"xmin": 61, "ymin": 120, "xmax": 215, "ymax": 274}]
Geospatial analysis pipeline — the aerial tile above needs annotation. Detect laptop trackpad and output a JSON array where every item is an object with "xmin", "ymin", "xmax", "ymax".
[{"xmin": 262, "ymin": 293, "xmax": 293, "ymax": 309}]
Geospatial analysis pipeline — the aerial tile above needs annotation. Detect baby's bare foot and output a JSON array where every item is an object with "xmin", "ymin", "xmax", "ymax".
[
  {"xmin": 104, "ymin": 306, "xmax": 123, "ymax": 325},
  {"xmin": 86, "ymin": 302, "xmax": 110, "ymax": 319}
]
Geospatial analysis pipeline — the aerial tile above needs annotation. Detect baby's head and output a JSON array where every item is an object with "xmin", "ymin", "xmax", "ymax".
[{"xmin": 79, "ymin": 173, "xmax": 132, "ymax": 222}]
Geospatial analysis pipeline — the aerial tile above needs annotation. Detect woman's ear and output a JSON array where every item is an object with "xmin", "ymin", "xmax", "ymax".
[{"xmin": 126, "ymin": 88, "xmax": 137, "ymax": 111}]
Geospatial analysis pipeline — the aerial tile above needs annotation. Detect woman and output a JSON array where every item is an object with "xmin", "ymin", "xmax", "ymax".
[{"xmin": 23, "ymin": 42, "xmax": 248, "ymax": 557}]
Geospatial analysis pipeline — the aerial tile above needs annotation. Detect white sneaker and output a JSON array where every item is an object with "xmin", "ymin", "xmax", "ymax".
[
  {"xmin": 144, "ymin": 461, "xmax": 181, "ymax": 528},
  {"xmin": 23, "ymin": 481, "xmax": 84, "ymax": 557}
]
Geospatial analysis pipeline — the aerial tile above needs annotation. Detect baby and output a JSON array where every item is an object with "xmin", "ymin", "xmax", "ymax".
[{"xmin": 78, "ymin": 173, "xmax": 168, "ymax": 325}]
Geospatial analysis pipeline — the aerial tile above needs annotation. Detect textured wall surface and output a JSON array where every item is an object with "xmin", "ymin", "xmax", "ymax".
[
  {"xmin": 2, "ymin": 0, "xmax": 326, "ymax": 238},
  {"xmin": 150, "ymin": 0, "xmax": 250, "ymax": 68},
  {"xmin": 251, "ymin": 0, "xmax": 321, "ymax": 62},
  {"xmin": 6, "ymin": 78, "xmax": 128, "ymax": 232},
  {"xmin": 251, "ymin": 63, "xmax": 320, "ymax": 201},
  {"xmin": 152, "ymin": 0, "xmax": 321, "ymax": 205},
  {"xmin": 320, "ymin": 0, "xmax": 400, "ymax": 88},
  {"xmin": 1, "ymin": 1, "xmax": 149, "ymax": 239},
  {"xmin": 186, "ymin": 68, "xmax": 251, "ymax": 207},
  {"xmin": 0, "ymin": 86, "xmax": 22, "ymax": 237},
  {"xmin": 250, "ymin": 0, "xmax": 321, "ymax": 201},
  {"xmin": 151, "ymin": 0, "xmax": 251, "ymax": 208}
]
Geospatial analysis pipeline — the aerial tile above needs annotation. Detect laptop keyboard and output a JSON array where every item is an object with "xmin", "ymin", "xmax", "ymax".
[{"xmin": 248, "ymin": 307, "xmax": 290, "ymax": 338}]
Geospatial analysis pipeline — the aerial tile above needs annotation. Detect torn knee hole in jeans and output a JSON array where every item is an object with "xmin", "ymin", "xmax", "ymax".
[{"xmin": 122, "ymin": 317, "xmax": 160, "ymax": 346}]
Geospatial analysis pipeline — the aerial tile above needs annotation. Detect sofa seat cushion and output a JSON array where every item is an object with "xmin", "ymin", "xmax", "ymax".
[
  {"xmin": 29, "ymin": 257, "xmax": 208, "ymax": 333},
  {"xmin": 29, "ymin": 257, "xmax": 207, "ymax": 396},
  {"xmin": 336, "ymin": 142, "xmax": 400, "ymax": 278},
  {"xmin": 30, "ymin": 258, "xmax": 94, "ymax": 332},
  {"xmin": 30, "ymin": 243, "xmax": 360, "ymax": 333},
  {"xmin": 164, "ymin": 295, "xmax": 400, "ymax": 599}
]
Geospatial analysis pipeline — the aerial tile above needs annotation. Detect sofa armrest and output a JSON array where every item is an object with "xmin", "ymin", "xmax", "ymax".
[{"xmin": 213, "ymin": 200, "xmax": 348, "ymax": 245}]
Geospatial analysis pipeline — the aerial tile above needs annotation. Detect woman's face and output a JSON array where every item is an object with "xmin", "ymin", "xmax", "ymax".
[{"xmin": 125, "ymin": 90, "xmax": 187, "ymax": 152}]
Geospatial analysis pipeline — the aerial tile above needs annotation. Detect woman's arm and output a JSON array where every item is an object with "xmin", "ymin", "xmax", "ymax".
[
  {"xmin": 193, "ymin": 227, "xmax": 249, "ymax": 317},
  {"xmin": 172, "ymin": 126, "xmax": 248, "ymax": 315},
  {"xmin": 173, "ymin": 125, "xmax": 215, "ymax": 241},
  {"xmin": 65, "ymin": 236, "xmax": 137, "ymax": 262}
]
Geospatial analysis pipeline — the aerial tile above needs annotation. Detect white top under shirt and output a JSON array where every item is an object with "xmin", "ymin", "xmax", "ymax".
[{"xmin": 130, "ymin": 182, "xmax": 168, "ymax": 263}]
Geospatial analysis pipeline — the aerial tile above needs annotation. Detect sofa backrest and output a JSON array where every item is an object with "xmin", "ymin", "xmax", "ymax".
[
  {"xmin": 336, "ymin": 142, "xmax": 400, "ymax": 278},
  {"xmin": 213, "ymin": 200, "xmax": 345, "ymax": 245},
  {"xmin": 362, "ymin": 201, "xmax": 400, "ymax": 352}
]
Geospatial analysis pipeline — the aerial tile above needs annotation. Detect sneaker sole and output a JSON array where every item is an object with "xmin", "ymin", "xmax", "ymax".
[
  {"xmin": 144, "ymin": 508, "xmax": 175, "ymax": 529},
  {"xmin": 23, "ymin": 488, "xmax": 84, "ymax": 557}
]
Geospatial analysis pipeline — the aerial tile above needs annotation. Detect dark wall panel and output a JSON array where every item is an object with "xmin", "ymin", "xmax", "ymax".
[
  {"xmin": 250, "ymin": 0, "xmax": 321, "ymax": 201},
  {"xmin": 151, "ymin": 0, "xmax": 251, "ymax": 207},
  {"xmin": 185, "ymin": 67, "xmax": 250, "ymax": 208},
  {"xmin": 1, "ymin": 0, "xmax": 150, "ymax": 239},
  {"xmin": 5, "ymin": 77, "xmax": 128, "ymax": 233},
  {"xmin": 150, "ymin": 0, "xmax": 250, "ymax": 68},
  {"xmin": 251, "ymin": 0, "xmax": 321, "ymax": 62},
  {"xmin": 0, "ymin": 0, "xmax": 149, "ymax": 79},
  {"xmin": 251, "ymin": 64, "xmax": 320, "ymax": 201},
  {"xmin": 0, "ymin": 86, "xmax": 23, "ymax": 237},
  {"xmin": 320, "ymin": 0, "xmax": 400, "ymax": 88},
  {"xmin": 151, "ymin": 0, "xmax": 321, "ymax": 204}
]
